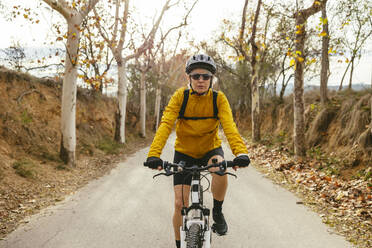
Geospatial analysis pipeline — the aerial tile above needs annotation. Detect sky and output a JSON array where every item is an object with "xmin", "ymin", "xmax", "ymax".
[
  {"xmin": 0, "ymin": 0, "xmax": 243, "ymax": 49},
  {"xmin": 0, "ymin": 0, "xmax": 371, "ymax": 86}
]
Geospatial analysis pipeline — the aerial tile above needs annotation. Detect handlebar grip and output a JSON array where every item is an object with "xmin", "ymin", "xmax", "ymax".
[{"xmin": 226, "ymin": 161, "xmax": 235, "ymax": 168}]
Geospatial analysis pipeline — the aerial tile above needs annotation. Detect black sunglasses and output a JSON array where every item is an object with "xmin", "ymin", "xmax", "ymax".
[{"xmin": 190, "ymin": 73, "xmax": 212, "ymax": 81}]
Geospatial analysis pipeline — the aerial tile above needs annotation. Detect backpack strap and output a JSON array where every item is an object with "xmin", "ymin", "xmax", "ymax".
[
  {"xmin": 212, "ymin": 90, "xmax": 218, "ymax": 119},
  {"xmin": 178, "ymin": 89, "xmax": 190, "ymax": 119},
  {"xmin": 178, "ymin": 89, "xmax": 219, "ymax": 120}
]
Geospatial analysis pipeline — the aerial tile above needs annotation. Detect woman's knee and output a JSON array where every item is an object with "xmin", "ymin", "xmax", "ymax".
[
  {"xmin": 174, "ymin": 185, "xmax": 190, "ymax": 211},
  {"xmin": 174, "ymin": 198, "xmax": 185, "ymax": 211}
]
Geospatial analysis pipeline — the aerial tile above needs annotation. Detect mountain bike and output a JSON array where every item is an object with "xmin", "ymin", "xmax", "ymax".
[{"xmin": 148, "ymin": 159, "xmax": 237, "ymax": 248}]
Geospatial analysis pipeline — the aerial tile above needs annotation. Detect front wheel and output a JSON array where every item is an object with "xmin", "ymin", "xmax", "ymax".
[{"xmin": 186, "ymin": 223, "xmax": 203, "ymax": 248}]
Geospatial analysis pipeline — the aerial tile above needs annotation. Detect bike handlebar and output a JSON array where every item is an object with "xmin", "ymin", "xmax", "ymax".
[{"xmin": 147, "ymin": 160, "xmax": 237, "ymax": 179}]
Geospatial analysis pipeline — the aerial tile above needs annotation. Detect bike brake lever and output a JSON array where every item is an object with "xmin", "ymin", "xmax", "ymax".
[
  {"xmin": 153, "ymin": 173, "xmax": 166, "ymax": 179},
  {"xmin": 214, "ymin": 171, "xmax": 226, "ymax": 176},
  {"xmin": 224, "ymin": 172, "xmax": 237, "ymax": 178},
  {"xmin": 214, "ymin": 171, "xmax": 237, "ymax": 178},
  {"xmin": 153, "ymin": 171, "xmax": 175, "ymax": 179}
]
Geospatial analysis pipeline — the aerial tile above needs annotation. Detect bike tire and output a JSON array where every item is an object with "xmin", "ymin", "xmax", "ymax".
[{"xmin": 186, "ymin": 223, "xmax": 203, "ymax": 248}]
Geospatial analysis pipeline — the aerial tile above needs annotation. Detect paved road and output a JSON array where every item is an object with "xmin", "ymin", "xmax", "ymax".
[{"xmin": 1, "ymin": 134, "xmax": 352, "ymax": 248}]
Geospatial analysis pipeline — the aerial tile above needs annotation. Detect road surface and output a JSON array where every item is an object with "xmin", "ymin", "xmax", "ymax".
[{"xmin": 1, "ymin": 134, "xmax": 352, "ymax": 248}]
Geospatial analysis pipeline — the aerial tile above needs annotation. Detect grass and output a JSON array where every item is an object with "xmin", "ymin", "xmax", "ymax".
[
  {"xmin": 41, "ymin": 150, "xmax": 62, "ymax": 162},
  {"xmin": 352, "ymin": 168, "xmax": 372, "ymax": 181},
  {"xmin": 96, "ymin": 137, "xmax": 124, "ymax": 155},
  {"xmin": 21, "ymin": 110, "xmax": 32, "ymax": 125},
  {"xmin": 56, "ymin": 164, "xmax": 69, "ymax": 171},
  {"xmin": 12, "ymin": 159, "xmax": 37, "ymax": 179}
]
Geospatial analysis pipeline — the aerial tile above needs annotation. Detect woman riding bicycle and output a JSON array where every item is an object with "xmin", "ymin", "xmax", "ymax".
[{"xmin": 145, "ymin": 54, "xmax": 250, "ymax": 248}]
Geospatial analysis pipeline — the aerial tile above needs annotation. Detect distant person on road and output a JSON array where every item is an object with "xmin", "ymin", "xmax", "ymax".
[{"xmin": 144, "ymin": 54, "xmax": 250, "ymax": 248}]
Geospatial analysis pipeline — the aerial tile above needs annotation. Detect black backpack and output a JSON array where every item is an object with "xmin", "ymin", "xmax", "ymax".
[{"xmin": 178, "ymin": 89, "xmax": 219, "ymax": 120}]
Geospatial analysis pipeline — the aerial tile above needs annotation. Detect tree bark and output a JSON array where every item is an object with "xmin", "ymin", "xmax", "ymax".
[
  {"xmin": 320, "ymin": 4, "xmax": 329, "ymax": 105},
  {"xmin": 140, "ymin": 70, "xmax": 146, "ymax": 137},
  {"xmin": 293, "ymin": 0, "xmax": 327, "ymax": 157},
  {"xmin": 338, "ymin": 60, "xmax": 351, "ymax": 91},
  {"xmin": 60, "ymin": 18, "xmax": 80, "ymax": 166},
  {"xmin": 43, "ymin": 0, "xmax": 100, "ymax": 166},
  {"xmin": 154, "ymin": 86, "xmax": 161, "ymax": 130},
  {"xmin": 116, "ymin": 61, "xmax": 128, "ymax": 143},
  {"xmin": 293, "ymin": 21, "xmax": 306, "ymax": 156},
  {"xmin": 348, "ymin": 58, "xmax": 355, "ymax": 89},
  {"xmin": 250, "ymin": 0, "xmax": 262, "ymax": 142}
]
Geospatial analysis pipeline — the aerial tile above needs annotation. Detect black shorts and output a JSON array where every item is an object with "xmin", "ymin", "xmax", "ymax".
[{"xmin": 173, "ymin": 147, "xmax": 224, "ymax": 186}]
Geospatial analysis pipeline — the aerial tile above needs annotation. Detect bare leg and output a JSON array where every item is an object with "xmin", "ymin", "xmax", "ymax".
[
  {"xmin": 173, "ymin": 184, "xmax": 190, "ymax": 241},
  {"xmin": 208, "ymin": 155, "xmax": 228, "ymax": 201}
]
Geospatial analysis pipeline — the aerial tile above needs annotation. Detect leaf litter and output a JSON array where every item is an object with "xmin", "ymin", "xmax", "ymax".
[{"xmin": 247, "ymin": 143, "xmax": 371, "ymax": 248}]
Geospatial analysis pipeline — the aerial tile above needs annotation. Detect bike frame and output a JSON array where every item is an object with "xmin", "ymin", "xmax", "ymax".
[
  {"xmin": 180, "ymin": 171, "xmax": 211, "ymax": 248},
  {"xmin": 149, "ymin": 160, "xmax": 235, "ymax": 248}
]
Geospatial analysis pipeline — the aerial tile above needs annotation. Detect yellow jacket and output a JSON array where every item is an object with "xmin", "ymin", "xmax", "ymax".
[{"xmin": 148, "ymin": 87, "xmax": 248, "ymax": 159}]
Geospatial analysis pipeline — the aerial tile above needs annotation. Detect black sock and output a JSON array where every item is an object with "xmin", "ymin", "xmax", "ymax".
[
  {"xmin": 213, "ymin": 198, "xmax": 224, "ymax": 212},
  {"xmin": 176, "ymin": 240, "xmax": 180, "ymax": 248}
]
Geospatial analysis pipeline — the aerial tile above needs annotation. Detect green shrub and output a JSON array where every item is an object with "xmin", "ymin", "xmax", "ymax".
[
  {"xmin": 96, "ymin": 137, "xmax": 123, "ymax": 155},
  {"xmin": 12, "ymin": 159, "xmax": 36, "ymax": 179}
]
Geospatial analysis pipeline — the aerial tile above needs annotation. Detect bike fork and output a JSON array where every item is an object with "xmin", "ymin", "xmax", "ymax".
[{"xmin": 179, "ymin": 227, "xmax": 211, "ymax": 248}]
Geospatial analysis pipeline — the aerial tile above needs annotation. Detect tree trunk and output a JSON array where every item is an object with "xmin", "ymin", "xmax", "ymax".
[
  {"xmin": 293, "ymin": 0, "xmax": 326, "ymax": 157},
  {"xmin": 320, "ymin": 4, "xmax": 329, "ymax": 105},
  {"xmin": 293, "ymin": 20, "xmax": 307, "ymax": 157},
  {"xmin": 59, "ymin": 18, "xmax": 81, "ymax": 166},
  {"xmin": 43, "ymin": 0, "xmax": 100, "ymax": 166},
  {"xmin": 370, "ymin": 94, "xmax": 372, "ymax": 131},
  {"xmin": 251, "ymin": 76, "xmax": 260, "ymax": 142},
  {"xmin": 348, "ymin": 58, "xmax": 355, "ymax": 89},
  {"xmin": 154, "ymin": 86, "xmax": 161, "ymax": 130},
  {"xmin": 250, "ymin": 0, "xmax": 262, "ymax": 143},
  {"xmin": 140, "ymin": 70, "xmax": 146, "ymax": 138},
  {"xmin": 339, "ymin": 61, "xmax": 351, "ymax": 91},
  {"xmin": 115, "ymin": 61, "xmax": 128, "ymax": 143}
]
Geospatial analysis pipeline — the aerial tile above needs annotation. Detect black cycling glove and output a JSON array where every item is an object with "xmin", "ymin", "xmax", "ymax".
[
  {"xmin": 233, "ymin": 155, "xmax": 250, "ymax": 167},
  {"xmin": 144, "ymin": 157, "xmax": 163, "ymax": 169}
]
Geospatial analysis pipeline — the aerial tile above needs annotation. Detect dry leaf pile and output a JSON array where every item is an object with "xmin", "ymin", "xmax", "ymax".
[{"xmin": 248, "ymin": 144, "xmax": 371, "ymax": 248}]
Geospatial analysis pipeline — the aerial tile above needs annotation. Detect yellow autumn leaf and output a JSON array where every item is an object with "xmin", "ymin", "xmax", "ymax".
[
  {"xmin": 286, "ymin": 37, "xmax": 290, "ymax": 40},
  {"xmin": 345, "ymin": 58, "xmax": 350, "ymax": 63},
  {"xmin": 296, "ymin": 50, "xmax": 302, "ymax": 55},
  {"xmin": 72, "ymin": 2, "xmax": 76, "ymax": 8},
  {"xmin": 314, "ymin": 1, "xmax": 321, "ymax": 5},
  {"xmin": 328, "ymin": 48, "xmax": 335, "ymax": 54},
  {"xmin": 23, "ymin": 14, "xmax": 28, "ymax": 19},
  {"xmin": 289, "ymin": 59, "xmax": 295, "ymax": 67},
  {"xmin": 319, "ymin": 31, "xmax": 327, "ymax": 37},
  {"xmin": 297, "ymin": 57, "xmax": 304, "ymax": 63}
]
